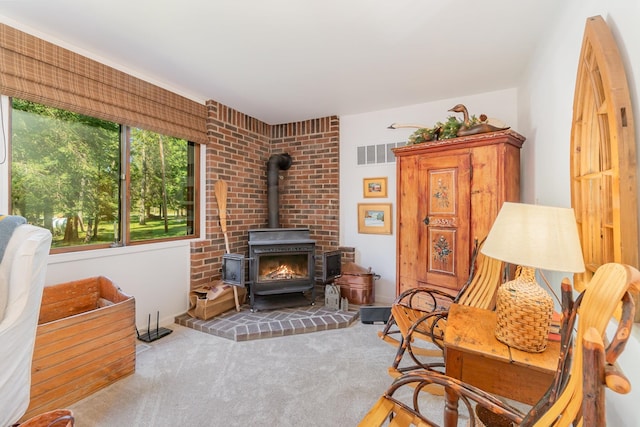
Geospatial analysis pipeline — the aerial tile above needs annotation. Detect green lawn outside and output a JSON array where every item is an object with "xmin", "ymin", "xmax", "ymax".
[{"xmin": 51, "ymin": 217, "xmax": 190, "ymax": 248}]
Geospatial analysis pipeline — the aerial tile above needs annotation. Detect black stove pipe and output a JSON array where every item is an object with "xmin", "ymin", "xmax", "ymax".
[{"xmin": 267, "ymin": 153, "xmax": 292, "ymax": 228}]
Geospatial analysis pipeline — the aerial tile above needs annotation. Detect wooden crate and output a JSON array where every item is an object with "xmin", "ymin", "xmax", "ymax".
[
  {"xmin": 188, "ymin": 284, "xmax": 247, "ymax": 320},
  {"xmin": 22, "ymin": 276, "xmax": 135, "ymax": 421}
]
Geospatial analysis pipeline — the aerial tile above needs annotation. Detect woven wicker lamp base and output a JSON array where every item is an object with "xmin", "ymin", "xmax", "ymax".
[{"xmin": 494, "ymin": 267, "xmax": 553, "ymax": 353}]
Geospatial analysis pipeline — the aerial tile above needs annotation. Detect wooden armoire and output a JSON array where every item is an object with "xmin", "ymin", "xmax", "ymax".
[{"xmin": 394, "ymin": 129, "xmax": 525, "ymax": 297}]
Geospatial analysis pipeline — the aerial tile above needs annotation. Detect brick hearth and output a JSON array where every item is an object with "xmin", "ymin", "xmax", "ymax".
[{"xmin": 175, "ymin": 302, "xmax": 359, "ymax": 341}]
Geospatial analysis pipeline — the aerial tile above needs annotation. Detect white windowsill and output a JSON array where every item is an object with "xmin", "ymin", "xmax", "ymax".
[{"xmin": 48, "ymin": 237, "xmax": 203, "ymax": 265}]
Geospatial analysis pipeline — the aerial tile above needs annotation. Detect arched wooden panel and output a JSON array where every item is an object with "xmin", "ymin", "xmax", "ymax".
[{"xmin": 570, "ymin": 16, "xmax": 638, "ymax": 292}]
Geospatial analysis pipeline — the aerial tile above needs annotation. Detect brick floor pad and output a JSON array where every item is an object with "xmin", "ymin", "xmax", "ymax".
[{"xmin": 175, "ymin": 302, "xmax": 359, "ymax": 341}]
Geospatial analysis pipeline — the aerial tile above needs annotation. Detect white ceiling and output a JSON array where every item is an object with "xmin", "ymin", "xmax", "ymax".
[{"xmin": 0, "ymin": 0, "xmax": 563, "ymax": 124}]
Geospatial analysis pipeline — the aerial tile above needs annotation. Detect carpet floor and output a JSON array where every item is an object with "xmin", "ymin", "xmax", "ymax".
[{"xmin": 67, "ymin": 320, "xmax": 468, "ymax": 426}]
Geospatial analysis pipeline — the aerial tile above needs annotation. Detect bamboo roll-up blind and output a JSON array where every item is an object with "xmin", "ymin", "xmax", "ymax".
[{"xmin": 0, "ymin": 23, "xmax": 207, "ymax": 144}]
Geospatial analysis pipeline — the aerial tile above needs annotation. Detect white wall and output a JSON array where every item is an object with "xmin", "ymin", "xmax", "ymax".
[
  {"xmin": 518, "ymin": 1, "xmax": 640, "ymax": 425},
  {"xmin": 339, "ymin": 89, "xmax": 519, "ymax": 304},
  {"xmin": 46, "ymin": 242, "xmax": 191, "ymax": 331}
]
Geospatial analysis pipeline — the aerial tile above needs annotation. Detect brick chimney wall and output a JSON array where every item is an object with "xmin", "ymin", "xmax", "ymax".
[
  {"xmin": 271, "ymin": 116, "xmax": 341, "ymax": 279},
  {"xmin": 189, "ymin": 100, "xmax": 340, "ymax": 289}
]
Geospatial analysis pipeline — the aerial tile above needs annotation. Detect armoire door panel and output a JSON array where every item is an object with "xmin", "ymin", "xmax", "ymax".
[
  {"xmin": 418, "ymin": 154, "xmax": 471, "ymax": 290},
  {"xmin": 396, "ymin": 156, "xmax": 420, "ymax": 283}
]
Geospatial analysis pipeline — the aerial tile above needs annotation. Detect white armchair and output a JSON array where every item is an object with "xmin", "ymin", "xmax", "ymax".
[{"xmin": 0, "ymin": 221, "xmax": 52, "ymax": 426}]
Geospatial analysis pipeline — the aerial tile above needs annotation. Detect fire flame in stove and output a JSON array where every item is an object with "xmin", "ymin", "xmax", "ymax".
[{"xmin": 265, "ymin": 264, "xmax": 300, "ymax": 280}]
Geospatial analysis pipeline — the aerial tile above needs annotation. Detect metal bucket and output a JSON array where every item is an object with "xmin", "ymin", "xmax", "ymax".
[{"xmin": 335, "ymin": 262, "xmax": 379, "ymax": 305}]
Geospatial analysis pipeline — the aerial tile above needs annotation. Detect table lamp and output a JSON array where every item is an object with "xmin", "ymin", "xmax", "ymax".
[{"xmin": 481, "ymin": 202, "xmax": 585, "ymax": 352}]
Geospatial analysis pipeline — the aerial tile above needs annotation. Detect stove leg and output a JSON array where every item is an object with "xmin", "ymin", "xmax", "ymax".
[{"xmin": 249, "ymin": 286, "xmax": 256, "ymax": 312}]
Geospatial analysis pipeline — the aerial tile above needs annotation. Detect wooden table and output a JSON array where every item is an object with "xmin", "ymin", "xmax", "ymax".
[{"xmin": 443, "ymin": 304, "xmax": 560, "ymax": 425}]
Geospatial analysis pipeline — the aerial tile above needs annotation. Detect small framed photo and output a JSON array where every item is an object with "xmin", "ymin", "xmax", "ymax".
[
  {"xmin": 363, "ymin": 177, "xmax": 388, "ymax": 198},
  {"xmin": 358, "ymin": 203, "xmax": 392, "ymax": 235}
]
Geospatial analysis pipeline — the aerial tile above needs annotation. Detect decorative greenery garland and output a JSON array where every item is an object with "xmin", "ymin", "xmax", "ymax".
[{"xmin": 407, "ymin": 114, "xmax": 481, "ymax": 144}]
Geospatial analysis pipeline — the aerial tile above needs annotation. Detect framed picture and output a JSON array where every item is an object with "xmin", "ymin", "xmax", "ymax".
[
  {"xmin": 363, "ymin": 177, "xmax": 388, "ymax": 198},
  {"xmin": 358, "ymin": 203, "xmax": 392, "ymax": 235}
]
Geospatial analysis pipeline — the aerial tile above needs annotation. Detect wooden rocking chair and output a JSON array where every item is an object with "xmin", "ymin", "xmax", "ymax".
[
  {"xmin": 379, "ymin": 238, "xmax": 505, "ymax": 375},
  {"xmin": 359, "ymin": 262, "xmax": 639, "ymax": 427}
]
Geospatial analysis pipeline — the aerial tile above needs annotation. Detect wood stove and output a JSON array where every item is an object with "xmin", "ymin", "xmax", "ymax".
[{"xmin": 248, "ymin": 228, "xmax": 316, "ymax": 311}]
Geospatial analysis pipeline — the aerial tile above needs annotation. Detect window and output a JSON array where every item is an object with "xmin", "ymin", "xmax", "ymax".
[
  {"xmin": 127, "ymin": 128, "xmax": 197, "ymax": 242},
  {"xmin": 10, "ymin": 98, "xmax": 198, "ymax": 251},
  {"xmin": 569, "ymin": 16, "xmax": 638, "ymax": 293}
]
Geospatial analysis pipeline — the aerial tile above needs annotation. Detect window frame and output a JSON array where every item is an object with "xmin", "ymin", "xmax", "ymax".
[
  {"xmin": 570, "ymin": 16, "xmax": 638, "ymax": 293},
  {"xmin": 123, "ymin": 128, "xmax": 201, "ymax": 248},
  {"xmin": 4, "ymin": 96, "xmax": 201, "ymax": 253}
]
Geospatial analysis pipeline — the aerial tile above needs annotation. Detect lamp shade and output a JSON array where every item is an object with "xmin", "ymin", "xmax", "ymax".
[{"xmin": 480, "ymin": 202, "xmax": 585, "ymax": 273}]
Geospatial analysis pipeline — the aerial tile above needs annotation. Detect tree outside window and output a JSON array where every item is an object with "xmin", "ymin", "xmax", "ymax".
[{"xmin": 10, "ymin": 99, "xmax": 197, "ymax": 250}]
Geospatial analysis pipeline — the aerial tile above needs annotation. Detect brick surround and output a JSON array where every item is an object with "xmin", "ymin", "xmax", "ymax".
[{"xmin": 189, "ymin": 100, "xmax": 340, "ymax": 289}]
